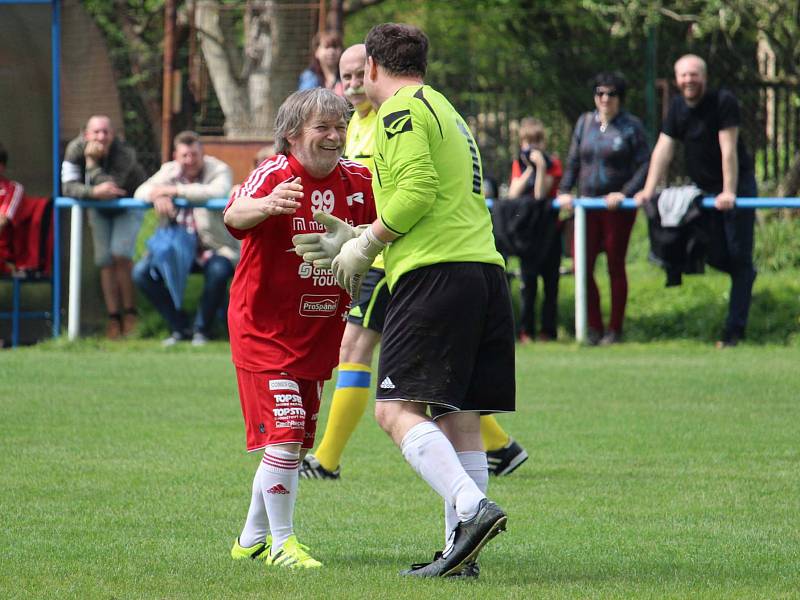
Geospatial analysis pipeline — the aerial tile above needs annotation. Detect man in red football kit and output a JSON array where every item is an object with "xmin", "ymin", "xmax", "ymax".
[{"xmin": 223, "ymin": 88, "xmax": 376, "ymax": 569}]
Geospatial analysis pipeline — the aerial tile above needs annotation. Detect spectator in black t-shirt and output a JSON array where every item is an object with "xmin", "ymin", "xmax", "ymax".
[{"xmin": 634, "ymin": 54, "xmax": 757, "ymax": 347}]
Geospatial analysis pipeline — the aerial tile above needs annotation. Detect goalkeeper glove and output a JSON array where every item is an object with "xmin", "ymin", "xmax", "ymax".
[
  {"xmin": 291, "ymin": 212, "xmax": 360, "ymax": 269},
  {"xmin": 331, "ymin": 226, "xmax": 386, "ymax": 298}
]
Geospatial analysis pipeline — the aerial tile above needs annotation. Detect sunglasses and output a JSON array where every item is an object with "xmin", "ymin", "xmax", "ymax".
[{"xmin": 595, "ymin": 89, "xmax": 619, "ymax": 98}]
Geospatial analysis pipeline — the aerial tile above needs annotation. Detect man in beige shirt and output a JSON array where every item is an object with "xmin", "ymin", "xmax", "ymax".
[{"xmin": 133, "ymin": 131, "xmax": 239, "ymax": 346}]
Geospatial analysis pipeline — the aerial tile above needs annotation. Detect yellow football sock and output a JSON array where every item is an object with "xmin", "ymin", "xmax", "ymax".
[
  {"xmin": 480, "ymin": 415, "xmax": 510, "ymax": 452},
  {"xmin": 314, "ymin": 363, "xmax": 372, "ymax": 472}
]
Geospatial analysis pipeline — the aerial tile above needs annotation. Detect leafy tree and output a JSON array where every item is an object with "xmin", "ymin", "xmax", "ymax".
[{"xmin": 84, "ymin": 0, "xmax": 797, "ymax": 188}]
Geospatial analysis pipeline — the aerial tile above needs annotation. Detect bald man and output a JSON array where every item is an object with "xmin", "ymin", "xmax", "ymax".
[
  {"xmin": 62, "ymin": 115, "xmax": 147, "ymax": 338},
  {"xmin": 634, "ymin": 54, "xmax": 757, "ymax": 348}
]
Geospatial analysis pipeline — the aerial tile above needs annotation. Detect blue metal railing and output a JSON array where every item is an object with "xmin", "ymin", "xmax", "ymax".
[
  {"xmin": 51, "ymin": 196, "xmax": 800, "ymax": 342},
  {"xmin": 558, "ymin": 198, "xmax": 800, "ymax": 210},
  {"xmin": 557, "ymin": 197, "xmax": 800, "ymax": 341},
  {"xmin": 52, "ymin": 197, "xmax": 229, "ymax": 340},
  {"xmin": 54, "ymin": 198, "xmax": 230, "ymax": 210}
]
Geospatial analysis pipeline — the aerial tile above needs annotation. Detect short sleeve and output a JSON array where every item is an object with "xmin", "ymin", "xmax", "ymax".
[
  {"xmin": 661, "ymin": 97, "xmax": 682, "ymax": 140},
  {"xmin": 717, "ymin": 90, "xmax": 741, "ymax": 130},
  {"xmin": 547, "ymin": 156, "xmax": 563, "ymax": 179},
  {"xmin": 224, "ymin": 164, "xmax": 285, "ymax": 239}
]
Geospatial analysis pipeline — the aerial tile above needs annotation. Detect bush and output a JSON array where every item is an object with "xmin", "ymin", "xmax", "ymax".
[{"xmin": 754, "ymin": 211, "xmax": 800, "ymax": 271}]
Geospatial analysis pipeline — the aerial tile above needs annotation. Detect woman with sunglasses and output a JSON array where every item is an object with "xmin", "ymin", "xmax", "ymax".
[{"xmin": 557, "ymin": 72, "xmax": 650, "ymax": 345}]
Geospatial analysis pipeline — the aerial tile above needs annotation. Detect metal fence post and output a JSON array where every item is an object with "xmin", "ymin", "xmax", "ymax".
[
  {"xmin": 67, "ymin": 205, "xmax": 83, "ymax": 340},
  {"xmin": 52, "ymin": 201, "xmax": 61, "ymax": 337},
  {"xmin": 574, "ymin": 202, "xmax": 587, "ymax": 343}
]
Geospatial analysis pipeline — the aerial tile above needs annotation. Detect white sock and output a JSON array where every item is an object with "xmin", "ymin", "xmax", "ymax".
[
  {"xmin": 239, "ymin": 464, "xmax": 269, "ymax": 548},
  {"xmin": 444, "ymin": 451, "xmax": 488, "ymax": 548},
  {"xmin": 260, "ymin": 447, "xmax": 300, "ymax": 554},
  {"xmin": 400, "ymin": 421, "xmax": 486, "ymax": 522}
]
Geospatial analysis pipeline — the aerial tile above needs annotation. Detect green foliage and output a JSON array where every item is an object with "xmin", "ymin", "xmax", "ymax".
[
  {"xmin": 81, "ymin": 0, "xmax": 165, "ymax": 171},
  {"xmin": 344, "ymin": 0, "xmax": 764, "ymax": 181},
  {"xmin": 584, "ymin": 1, "xmax": 800, "ymax": 76},
  {"xmin": 3, "ymin": 342, "xmax": 800, "ymax": 597},
  {"xmin": 753, "ymin": 211, "xmax": 800, "ymax": 271}
]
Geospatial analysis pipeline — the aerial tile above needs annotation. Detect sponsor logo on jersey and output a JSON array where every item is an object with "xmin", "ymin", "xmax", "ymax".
[
  {"xmin": 298, "ymin": 262, "xmax": 314, "ymax": 279},
  {"xmin": 297, "ymin": 263, "xmax": 336, "ymax": 286},
  {"xmin": 299, "ymin": 294, "xmax": 339, "ymax": 317},
  {"xmin": 274, "ymin": 393, "xmax": 302, "ymax": 405},
  {"xmin": 269, "ymin": 379, "xmax": 300, "ymax": 393},
  {"xmin": 273, "ymin": 407, "xmax": 306, "ymax": 418},
  {"xmin": 383, "ymin": 110, "xmax": 413, "ymax": 138},
  {"xmin": 380, "ymin": 376, "xmax": 395, "ymax": 389},
  {"xmin": 294, "ymin": 215, "xmax": 356, "ymax": 233},
  {"xmin": 346, "ymin": 192, "xmax": 364, "ymax": 206},
  {"xmin": 275, "ymin": 421, "xmax": 305, "ymax": 428}
]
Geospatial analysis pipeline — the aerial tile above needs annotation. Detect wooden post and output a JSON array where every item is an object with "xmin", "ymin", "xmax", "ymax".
[
  {"xmin": 318, "ymin": 0, "xmax": 327, "ymax": 32},
  {"xmin": 161, "ymin": 0, "xmax": 176, "ymax": 162}
]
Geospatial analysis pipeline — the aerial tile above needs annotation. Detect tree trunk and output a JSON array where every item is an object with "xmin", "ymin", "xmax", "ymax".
[
  {"xmin": 267, "ymin": 0, "xmax": 315, "ymax": 127},
  {"xmin": 243, "ymin": 3, "xmax": 273, "ymax": 135},
  {"xmin": 778, "ymin": 153, "xmax": 800, "ymax": 197},
  {"xmin": 195, "ymin": 0, "xmax": 252, "ymax": 137}
]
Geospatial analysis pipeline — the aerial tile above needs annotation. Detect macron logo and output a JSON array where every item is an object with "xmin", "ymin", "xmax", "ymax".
[
  {"xmin": 266, "ymin": 484, "xmax": 290, "ymax": 495},
  {"xmin": 346, "ymin": 192, "xmax": 364, "ymax": 206},
  {"xmin": 380, "ymin": 377, "xmax": 395, "ymax": 390}
]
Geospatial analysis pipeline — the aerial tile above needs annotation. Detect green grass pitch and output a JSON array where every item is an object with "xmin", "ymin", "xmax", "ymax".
[{"xmin": 2, "ymin": 340, "xmax": 799, "ymax": 599}]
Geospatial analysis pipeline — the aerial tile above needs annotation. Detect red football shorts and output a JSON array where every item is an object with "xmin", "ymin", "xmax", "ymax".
[{"xmin": 235, "ymin": 368, "xmax": 322, "ymax": 452}]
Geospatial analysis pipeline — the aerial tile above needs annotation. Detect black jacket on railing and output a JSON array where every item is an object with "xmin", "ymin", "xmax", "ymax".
[{"xmin": 644, "ymin": 193, "xmax": 707, "ymax": 287}]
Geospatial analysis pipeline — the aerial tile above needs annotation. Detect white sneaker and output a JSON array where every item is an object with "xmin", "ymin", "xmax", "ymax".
[
  {"xmin": 191, "ymin": 332, "xmax": 209, "ymax": 347},
  {"xmin": 161, "ymin": 332, "xmax": 186, "ymax": 347}
]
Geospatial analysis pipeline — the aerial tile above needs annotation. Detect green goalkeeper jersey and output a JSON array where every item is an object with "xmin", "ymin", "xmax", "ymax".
[{"xmin": 373, "ymin": 84, "xmax": 504, "ymax": 290}]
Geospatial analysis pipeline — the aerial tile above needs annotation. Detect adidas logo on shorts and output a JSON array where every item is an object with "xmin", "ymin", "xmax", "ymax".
[
  {"xmin": 266, "ymin": 484, "xmax": 290, "ymax": 495},
  {"xmin": 380, "ymin": 377, "xmax": 395, "ymax": 390}
]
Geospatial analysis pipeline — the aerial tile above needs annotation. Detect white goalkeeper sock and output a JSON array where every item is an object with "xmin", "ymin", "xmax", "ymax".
[
  {"xmin": 400, "ymin": 421, "xmax": 486, "ymax": 522},
  {"xmin": 261, "ymin": 447, "xmax": 301, "ymax": 554},
  {"xmin": 444, "ymin": 451, "xmax": 488, "ymax": 547},
  {"xmin": 239, "ymin": 464, "xmax": 269, "ymax": 548}
]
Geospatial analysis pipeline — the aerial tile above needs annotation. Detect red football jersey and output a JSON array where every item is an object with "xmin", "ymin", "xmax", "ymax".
[
  {"xmin": 0, "ymin": 175, "xmax": 24, "ymax": 221},
  {"xmin": 225, "ymin": 153, "xmax": 376, "ymax": 379}
]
